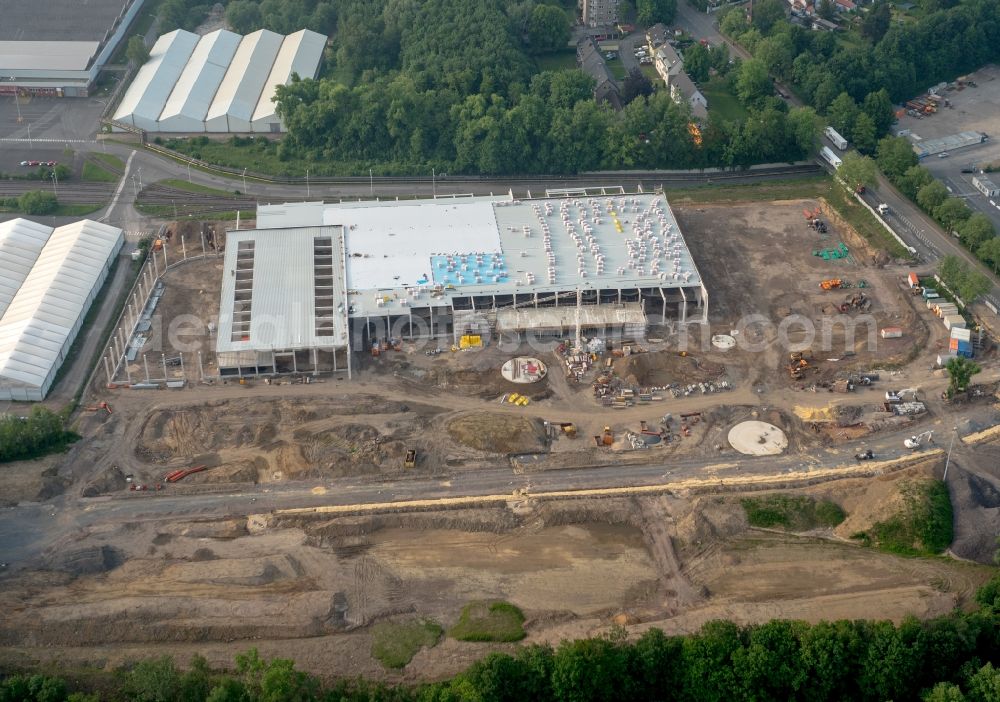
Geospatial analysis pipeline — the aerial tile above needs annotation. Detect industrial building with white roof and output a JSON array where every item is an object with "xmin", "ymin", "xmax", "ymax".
[
  {"xmin": 0, "ymin": 219, "xmax": 124, "ymax": 401},
  {"xmin": 113, "ymin": 28, "xmax": 325, "ymax": 133},
  {"xmin": 216, "ymin": 192, "xmax": 706, "ymax": 377}
]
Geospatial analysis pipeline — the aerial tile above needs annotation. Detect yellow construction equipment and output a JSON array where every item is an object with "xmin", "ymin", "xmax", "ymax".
[
  {"xmin": 819, "ymin": 279, "xmax": 843, "ymax": 290},
  {"xmin": 559, "ymin": 423, "xmax": 578, "ymax": 438},
  {"xmin": 459, "ymin": 335, "xmax": 482, "ymax": 349},
  {"xmin": 508, "ymin": 393, "xmax": 521, "ymax": 404}
]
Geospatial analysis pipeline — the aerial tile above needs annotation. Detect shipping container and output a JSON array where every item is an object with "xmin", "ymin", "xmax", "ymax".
[
  {"xmin": 880, "ymin": 327, "xmax": 903, "ymax": 339},
  {"xmin": 937, "ymin": 352, "xmax": 957, "ymax": 366},
  {"xmin": 949, "ymin": 338, "xmax": 959, "ymax": 350},
  {"xmin": 907, "ymin": 272, "xmax": 919, "ymax": 288},
  {"xmin": 936, "ymin": 304, "xmax": 958, "ymax": 318},
  {"xmin": 922, "ymin": 288, "xmax": 939, "ymax": 299},
  {"xmin": 950, "ymin": 327, "xmax": 972, "ymax": 341},
  {"xmin": 943, "ymin": 314, "xmax": 966, "ymax": 329}
]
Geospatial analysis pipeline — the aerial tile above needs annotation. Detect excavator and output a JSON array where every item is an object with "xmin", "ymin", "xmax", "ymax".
[{"xmin": 904, "ymin": 430, "xmax": 934, "ymax": 449}]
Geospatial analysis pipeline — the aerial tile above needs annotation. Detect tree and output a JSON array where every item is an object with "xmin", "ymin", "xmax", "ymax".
[
  {"xmin": 17, "ymin": 190, "xmax": 57, "ymax": 216},
  {"xmin": 945, "ymin": 357, "xmax": 981, "ymax": 397},
  {"xmin": 684, "ymin": 43, "xmax": 712, "ymax": 83},
  {"xmin": 619, "ymin": 0, "xmax": 636, "ymax": 22},
  {"xmin": 552, "ymin": 638, "xmax": 632, "ymax": 701},
  {"xmin": 826, "ymin": 92, "xmax": 859, "ymax": 136},
  {"xmin": 720, "ymin": 7, "xmax": 749, "ymax": 37},
  {"xmin": 862, "ymin": 0, "xmax": 892, "ymax": 42},
  {"xmin": 898, "ymin": 165, "xmax": 934, "ymax": 199},
  {"xmin": 838, "ymin": 152, "xmax": 878, "ymax": 190},
  {"xmin": 126, "ymin": 35, "xmax": 149, "ymax": 66},
  {"xmin": 786, "ymin": 106, "xmax": 820, "ymax": 156},
  {"xmin": 958, "ymin": 213, "xmax": 995, "ymax": 251},
  {"xmin": 852, "ymin": 112, "xmax": 877, "ymax": 154},
  {"xmin": 976, "ymin": 237, "xmax": 1000, "ymax": 273},
  {"xmin": 621, "ymin": 68, "xmax": 654, "ymax": 105},
  {"xmin": 527, "ymin": 5, "xmax": 570, "ymax": 54},
  {"xmin": 862, "ymin": 89, "xmax": 895, "ymax": 136},
  {"xmin": 876, "ymin": 136, "xmax": 918, "ymax": 179},
  {"xmin": 636, "ymin": 0, "xmax": 677, "ymax": 26},
  {"xmin": 817, "ymin": 0, "xmax": 835, "ymax": 21},
  {"xmin": 124, "ymin": 656, "xmax": 181, "ymax": 702},
  {"xmin": 225, "ymin": 0, "xmax": 263, "ymax": 33},
  {"xmin": 755, "ymin": 34, "xmax": 793, "ymax": 79},
  {"xmin": 937, "ymin": 254, "xmax": 991, "ymax": 303},
  {"xmin": 965, "ymin": 663, "xmax": 1000, "ymax": 702},
  {"xmin": 924, "ymin": 682, "xmax": 967, "ymax": 701},
  {"xmin": 735, "ymin": 58, "xmax": 772, "ymax": 107},
  {"xmin": 935, "ymin": 197, "xmax": 971, "ymax": 231},
  {"xmin": 751, "ymin": 0, "xmax": 786, "ymax": 34},
  {"xmin": 917, "ymin": 181, "xmax": 949, "ymax": 213}
]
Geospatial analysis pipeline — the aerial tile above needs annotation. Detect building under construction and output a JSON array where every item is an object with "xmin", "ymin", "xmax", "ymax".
[{"xmin": 216, "ymin": 190, "xmax": 707, "ymax": 376}]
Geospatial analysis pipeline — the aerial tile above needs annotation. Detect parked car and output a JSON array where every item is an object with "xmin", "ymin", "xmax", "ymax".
[
  {"xmin": 44, "ymin": 160, "xmax": 57, "ymax": 167},
  {"xmin": 938, "ymin": 152, "xmax": 949, "ymax": 158}
]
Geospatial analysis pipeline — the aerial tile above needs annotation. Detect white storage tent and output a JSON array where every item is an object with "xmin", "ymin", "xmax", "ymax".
[
  {"xmin": 157, "ymin": 29, "xmax": 242, "ymax": 133},
  {"xmin": 251, "ymin": 29, "xmax": 326, "ymax": 133},
  {"xmin": 0, "ymin": 219, "xmax": 53, "ymax": 320},
  {"xmin": 113, "ymin": 30, "xmax": 200, "ymax": 131},
  {"xmin": 0, "ymin": 220, "xmax": 124, "ymax": 401},
  {"xmin": 205, "ymin": 29, "xmax": 283, "ymax": 133}
]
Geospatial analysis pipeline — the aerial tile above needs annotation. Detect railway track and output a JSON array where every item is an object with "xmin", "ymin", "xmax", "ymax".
[{"xmin": 0, "ymin": 181, "xmax": 114, "ymax": 205}]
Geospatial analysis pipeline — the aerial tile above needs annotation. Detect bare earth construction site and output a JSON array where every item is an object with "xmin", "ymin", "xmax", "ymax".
[{"xmin": 1, "ymin": 194, "xmax": 999, "ymax": 680}]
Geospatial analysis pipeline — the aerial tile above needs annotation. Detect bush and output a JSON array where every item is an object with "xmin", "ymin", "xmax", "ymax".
[
  {"xmin": 859, "ymin": 479, "xmax": 953, "ymax": 555},
  {"xmin": 450, "ymin": 601, "xmax": 526, "ymax": 642},
  {"xmin": 742, "ymin": 494, "xmax": 846, "ymax": 530},
  {"xmin": 0, "ymin": 406, "xmax": 79, "ymax": 463},
  {"xmin": 17, "ymin": 190, "xmax": 58, "ymax": 215}
]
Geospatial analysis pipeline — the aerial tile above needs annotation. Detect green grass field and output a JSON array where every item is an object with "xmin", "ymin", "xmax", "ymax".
[
  {"xmin": 371, "ymin": 619, "xmax": 442, "ymax": 669},
  {"xmin": 160, "ymin": 178, "xmax": 238, "ymax": 197},
  {"xmin": 702, "ymin": 76, "xmax": 747, "ymax": 122},
  {"xmin": 535, "ymin": 50, "xmax": 578, "ymax": 73},
  {"xmin": 742, "ymin": 495, "xmax": 846, "ymax": 530},
  {"xmin": 82, "ymin": 162, "xmax": 119, "ymax": 183},
  {"xmin": 450, "ymin": 601, "xmax": 526, "ymax": 642}
]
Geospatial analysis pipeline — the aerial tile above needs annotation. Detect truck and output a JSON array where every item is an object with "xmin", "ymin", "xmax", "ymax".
[
  {"xmin": 820, "ymin": 146, "xmax": 842, "ymax": 169},
  {"xmin": 825, "ymin": 126, "xmax": 849, "ymax": 150}
]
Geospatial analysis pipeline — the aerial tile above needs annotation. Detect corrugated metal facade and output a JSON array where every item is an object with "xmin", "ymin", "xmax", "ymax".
[
  {"xmin": 251, "ymin": 29, "xmax": 326, "ymax": 133},
  {"xmin": 0, "ymin": 219, "xmax": 53, "ymax": 320},
  {"xmin": 205, "ymin": 29, "xmax": 283, "ymax": 132},
  {"xmin": 0, "ymin": 220, "xmax": 124, "ymax": 401}
]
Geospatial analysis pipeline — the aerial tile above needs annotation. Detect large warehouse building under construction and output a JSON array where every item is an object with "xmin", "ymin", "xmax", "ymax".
[{"xmin": 215, "ymin": 191, "xmax": 706, "ymax": 377}]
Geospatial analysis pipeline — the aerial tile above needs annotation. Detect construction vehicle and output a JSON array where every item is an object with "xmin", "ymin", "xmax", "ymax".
[
  {"xmin": 904, "ymin": 431, "xmax": 934, "ymax": 449},
  {"xmin": 164, "ymin": 465, "xmax": 207, "ymax": 483},
  {"xmin": 84, "ymin": 402, "xmax": 112, "ymax": 415},
  {"xmin": 151, "ymin": 239, "xmax": 164, "ymax": 252},
  {"xmin": 820, "ymin": 279, "xmax": 843, "ymax": 290},
  {"xmin": 558, "ymin": 423, "xmax": 578, "ymax": 438},
  {"xmin": 788, "ymin": 351, "xmax": 811, "ymax": 380},
  {"xmin": 600, "ymin": 426, "xmax": 614, "ymax": 446},
  {"xmin": 855, "ymin": 449, "xmax": 875, "ymax": 461},
  {"xmin": 404, "ymin": 449, "xmax": 416, "ymax": 469}
]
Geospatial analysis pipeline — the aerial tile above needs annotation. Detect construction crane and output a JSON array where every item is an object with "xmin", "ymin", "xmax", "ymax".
[
  {"xmin": 84, "ymin": 402, "xmax": 112, "ymax": 415},
  {"xmin": 904, "ymin": 431, "xmax": 934, "ymax": 449}
]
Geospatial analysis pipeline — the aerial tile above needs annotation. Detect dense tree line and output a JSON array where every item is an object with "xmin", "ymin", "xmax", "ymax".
[
  {"xmin": 719, "ymin": 0, "xmax": 1000, "ymax": 145},
  {"xmin": 4, "ymin": 578, "xmax": 1000, "ymax": 701},
  {"xmin": 0, "ymin": 406, "xmax": 78, "ymax": 463},
  {"xmin": 876, "ymin": 136, "xmax": 1000, "ymax": 276}
]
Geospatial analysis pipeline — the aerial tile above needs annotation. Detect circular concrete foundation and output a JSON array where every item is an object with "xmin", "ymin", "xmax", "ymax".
[
  {"xmin": 501, "ymin": 357, "xmax": 547, "ymax": 384},
  {"xmin": 728, "ymin": 421, "xmax": 788, "ymax": 456},
  {"xmin": 712, "ymin": 334, "xmax": 736, "ymax": 350}
]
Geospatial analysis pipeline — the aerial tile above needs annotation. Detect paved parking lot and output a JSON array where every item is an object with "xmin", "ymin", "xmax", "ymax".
[
  {"xmin": 897, "ymin": 64, "xmax": 1000, "ymax": 232},
  {"xmin": 0, "ymin": 94, "xmax": 107, "ymax": 143}
]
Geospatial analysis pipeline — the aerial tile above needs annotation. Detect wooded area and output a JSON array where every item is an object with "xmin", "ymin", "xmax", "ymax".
[
  {"xmin": 3, "ymin": 578, "xmax": 999, "ymax": 701},
  {"xmin": 0, "ymin": 406, "xmax": 78, "ymax": 463}
]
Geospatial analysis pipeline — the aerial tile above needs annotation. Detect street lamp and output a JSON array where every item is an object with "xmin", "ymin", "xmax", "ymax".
[
  {"xmin": 242, "ymin": 167, "xmax": 248, "ymax": 195},
  {"xmin": 370, "ymin": 167, "xmax": 373, "ymax": 196},
  {"xmin": 306, "ymin": 168, "xmax": 310, "ymax": 198},
  {"xmin": 943, "ymin": 426, "xmax": 958, "ymax": 481}
]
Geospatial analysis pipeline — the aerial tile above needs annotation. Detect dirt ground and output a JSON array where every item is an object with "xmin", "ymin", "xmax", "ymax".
[{"xmin": 0, "ymin": 456, "xmax": 994, "ymax": 681}]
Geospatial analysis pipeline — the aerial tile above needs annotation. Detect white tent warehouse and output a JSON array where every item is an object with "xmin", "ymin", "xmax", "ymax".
[
  {"xmin": 113, "ymin": 28, "xmax": 326, "ymax": 133},
  {"xmin": 0, "ymin": 220, "xmax": 124, "ymax": 401}
]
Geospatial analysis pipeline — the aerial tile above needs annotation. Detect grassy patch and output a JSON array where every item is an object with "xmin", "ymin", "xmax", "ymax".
[
  {"xmin": 824, "ymin": 183, "xmax": 910, "ymax": 259},
  {"xmin": 664, "ymin": 175, "xmax": 829, "ymax": 204},
  {"xmin": 371, "ymin": 619, "xmax": 442, "ymax": 669},
  {"xmin": 854, "ymin": 480, "xmax": 954, "ymax": 555},
  {"xmin": 535, "ymin": 50, "xmax": 578, "ymax": 73},
  {"xmin": 91, "ymin": 153, "xmax": 125, "ymax": 172},
  {"xmin": 742, "ymin": 494, "xmax": 846, "ymax": 531},
  {"xmin": 133, "ymin": 204, "xmax": 244, "ymax": 220},
  {"xmin": 702, "ymin": 76, "xmax": 747, "ymax": 123},
  {"xmin": 607, "ymin": 58, "xmax": 628, "ymax": 80},
  {"xmin": 450, "ymin": 601, "xmax": 526, "ymax": 642},
  {"xmin": 82, "ymin": 162, "xmax": 119, "ymax": 183},
  {"xmin": 159, "ymin": 178, "xmax": 237, "ymax": 196}
]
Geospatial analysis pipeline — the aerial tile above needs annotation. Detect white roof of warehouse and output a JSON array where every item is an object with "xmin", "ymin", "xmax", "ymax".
[
  {"xmin": 158, "ymin": 29, "xmax": 242, "ymax": 126},
  {"xmin": 0, "ymin": 219, "xmax": 53, "ymax": 320},
  {"xmin": 206, "ymin": 29, "xmax": 283, "ymax": 124},
  {"xmin": 256, "ymin": 192, "xmax": 703, "ymax": 319},
  {"xmin": 216, "ymin": 227, "xmax": 349, "ymax": 353},
  {"xmin": 113, "ymin": 30, "xmax": 199, "ymax": 126},
  {"xmin": 0, "ymin": 41, "xmax": 99, "ymax": 71},
  {"xmin": 0, "ymin": 220, "xmax": 123, "ymax": 391},
  {"xmin": 251, "ymin": 29, "xmax": 326, "ymax": 124}
]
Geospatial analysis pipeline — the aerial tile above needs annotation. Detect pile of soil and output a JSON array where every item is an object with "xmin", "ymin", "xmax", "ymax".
[
  {"xmin": 447, "ymin": 412, "xmax": 548, "ymax": 454},
  {"xmin": 614, "ymin": 352, "xmax": 725, "ymax": 387}
]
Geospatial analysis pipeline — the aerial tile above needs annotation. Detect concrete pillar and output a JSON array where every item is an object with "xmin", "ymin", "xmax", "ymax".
[
  {"xmin": 143, "ymin": 354, "xmax": 150, "ymax": 382},
  {"xmin": 660, "ymin": 288, "xmax": 667, "ymax": 325},
  {"xmin": 161, "ymin": 353, "xmax": 168, "ymax": 380},
  {"xmin": 312, "ymin": 347, "xmax": 318, "ymax": 375},
  {"xmin": 103, "ymin": 355, "xmax": 112, "ymax": 384},
  {"xmin": 181, "ymin": 235, "xmax": 187, "ymax": 260}
]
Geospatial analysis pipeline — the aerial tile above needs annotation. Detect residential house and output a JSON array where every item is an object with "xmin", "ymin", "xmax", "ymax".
[
  {"xmin": 653, "ymin": 44, "xmax": 684, "ymax": 86},
  {"xmin": 576, "ymin": 37, "xmax": 622, "ymax": 110},
  {"xmin": 646, "ymin": 23, "xmax": 670, "ymax": 50},
  {"xmin": 671, "ymin": 72, "xmax": 708, "ymax": 121}
]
